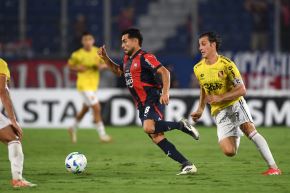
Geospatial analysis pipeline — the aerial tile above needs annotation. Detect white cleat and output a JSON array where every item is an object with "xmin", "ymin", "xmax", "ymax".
[
  {"xmin": 180, "ymin": 118, "xmax": 200, "ymax": 140},
  {"xmin": 100, "ymin": 134, "xmax": 112, "ymax": 143},
  {"xmin": 177, "ymin": 164, "xmax": 197, "ymax": 175}
]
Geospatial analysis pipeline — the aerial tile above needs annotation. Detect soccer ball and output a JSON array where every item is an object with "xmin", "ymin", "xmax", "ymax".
[{"xmin": 65, "ymin": 152, "xmax": 87, "ymax": 174}]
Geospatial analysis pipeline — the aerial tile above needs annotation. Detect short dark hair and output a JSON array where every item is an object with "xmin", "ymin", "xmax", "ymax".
[
  {"xmin": 199, "ymin": 32, "xmax": 221, "ymax": 51},
  {"xmin": 121, "ymin": 28, "xmax": 143, "ymax": 46},
  {"xmin": 82, "ymin": 32, "xmax": 94, "ymax": 37}
]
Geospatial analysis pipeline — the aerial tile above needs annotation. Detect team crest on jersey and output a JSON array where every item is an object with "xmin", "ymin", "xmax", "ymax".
[{"xmin": 133, "ymin": 63, "xmax": 138, "ymax": 68}]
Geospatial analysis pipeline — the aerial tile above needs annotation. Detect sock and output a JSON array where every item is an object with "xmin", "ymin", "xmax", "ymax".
[
  {"xmin": 154, "ymin": 121, "xmax": 183, "ymax": 134},
  {"xmin": 95, "ymin": 121, "xmax": 107, "ymax": 137},
  {"xmin": 8, "ymin": 140, "xmax": 24, "ymax": 180},
  {"xmin": 70, "ymin": 119, "xmax": 79, "ymax": 131},
  {"xmin": 157, "ymin": 138, "xmax": 188, "ymax": 164},
  {"xmin": 235, "ymin": 137, "xmax": 240, "ymax": 153},
  {"xmin": 249, "ymin": 131, "xmax": 277, "ymax": 167}
]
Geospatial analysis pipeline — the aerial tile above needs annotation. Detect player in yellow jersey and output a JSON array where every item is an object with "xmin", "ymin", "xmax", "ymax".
[
  {"xmin": 0, "ymin": 58, "xmax": 37, "ymax": 187},
  {"xmin": 67, "ymin": 32, "xmax": 111, "ymax": 143},
  {"xmin": 191, "ymin": 32, "xmax": 281, "ymax": 175}
]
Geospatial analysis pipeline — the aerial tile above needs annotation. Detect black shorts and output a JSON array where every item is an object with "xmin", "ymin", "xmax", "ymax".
[{"xmin": 138, "ymin": 102, "xmax": 165, "ymax": 124}]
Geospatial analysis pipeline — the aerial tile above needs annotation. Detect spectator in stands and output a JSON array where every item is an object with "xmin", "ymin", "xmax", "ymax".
[
  {"xmin": 72, "ymin": 14, "xmax": 87, "ymax": 51},
  {"xmin": 280, "ymin": 0, "xmax": 290, "ymax": 52},
  {"xmin": 245, "ymin": 0, "xmax": 270, "ymax": 51},
  {"xmin": 118, "ymin": 7, "xmax": 135, "ymax": 33},
  {"xmin": 112, "ymin": 7, "xmax": 135, "ymax": 51}
]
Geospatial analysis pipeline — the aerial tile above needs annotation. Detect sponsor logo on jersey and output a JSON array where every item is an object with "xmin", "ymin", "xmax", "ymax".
[
  {"xmin": 204, "ymin": 82, "xmax": 223, "ymax": 92},
  {"xmin": 124, "ymin": 70, "xmax": 133, "ymax": 88}
]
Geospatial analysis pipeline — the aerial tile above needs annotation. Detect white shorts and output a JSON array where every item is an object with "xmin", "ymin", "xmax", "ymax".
[
  {"xmin": 0, "ymin": 113, "xmax": 11, "ymax": 130},
  {"xmin": 214, "ymin": 98, "xmax": 253, "ymax": 142},
  {"xmin": 80, "ymin": 91, "xmax": 99, "ymax": 106}
]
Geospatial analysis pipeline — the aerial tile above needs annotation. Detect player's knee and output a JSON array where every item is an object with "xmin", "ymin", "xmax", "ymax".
[
  {"xmin": 223, "ymin": 148, "xmax": 237, "ymax": 157},
  {"xmin": 1, "ymin": 134, "xmax": 18, "ymax": 144},
  {"xmin": 150, "ymin": 134, "xmax": 164, "ymax": 144},
  {"xmin": 143, "ymin": 126, "xmax": 155, "ymax": 134}
]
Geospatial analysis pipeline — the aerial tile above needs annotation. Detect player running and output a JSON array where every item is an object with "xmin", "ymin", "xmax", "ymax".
[
  {"xmin": 0, "ymin": 58, "xmax": 37, "ymax": 187},
  {"xmin": 191, "ymin": 32, "xmax": 281, "ymax": 175},
  {"xmin": 67, "ymin": 32, "xmax": 111, "ymax": 143},
  {"xmin": 99, "ymin": 28, "xmax": 199, "ymax": 175}
]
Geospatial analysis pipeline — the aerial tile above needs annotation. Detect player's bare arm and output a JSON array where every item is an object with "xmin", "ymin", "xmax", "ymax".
[
  {"xmin": 97, "ymin": 63, "xmax": 108, "ymax": 70},
  {"xmin": 0, "ymin": 74, "xmax": 22, "ymax": 139},
  {"xmin": 98, "ymin": 45, "xmax": 122, "ymax": 76},
  {"xmin": 191, "ymin": 87, "xmax": 206, "ymax": 122},
  {"xmin": 206, "ymin": 83, "xmax": 246, "ymax": 105},
  {"xmin": 157, "ymin": 66, "xmax": 170, "ymax": 105},
  {"xmin": 68, "ymin": 64, "xmax": 87, "ymax": 72}
]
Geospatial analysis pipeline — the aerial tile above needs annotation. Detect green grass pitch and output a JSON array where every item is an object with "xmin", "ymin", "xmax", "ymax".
[{"xmin": 0, "ymin": 126, "xmax": 289, "ymax": 193}]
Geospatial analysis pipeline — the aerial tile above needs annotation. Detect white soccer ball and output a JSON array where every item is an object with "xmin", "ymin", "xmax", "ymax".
[{"xmin": 65, "ymin": 152, "xmax": 87, "ymax": 174}]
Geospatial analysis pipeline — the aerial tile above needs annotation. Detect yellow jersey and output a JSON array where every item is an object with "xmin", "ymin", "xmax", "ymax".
[
  {"xmin": 68, "ymin": 46, "xmax": 104, "ymax": 91},
  {"xmin": 194, "ymin": 55, "xmax": 243, "ymax": 115},
  {"xmin": 0, "ymin": 58, "xmax": 10, "ymax": 81}
]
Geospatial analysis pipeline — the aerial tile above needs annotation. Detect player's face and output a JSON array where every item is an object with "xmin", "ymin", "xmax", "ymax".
[
  {"xmin": 82, "ymin": 35, "xmax": 95, "ymax": 50},
  {"xmin": 121, "ymin": 34, "xmax": 138, "ymax": 56},
  {"xmin": 199, "ymin": 36, "xmax": 216, "ymax": 58}
]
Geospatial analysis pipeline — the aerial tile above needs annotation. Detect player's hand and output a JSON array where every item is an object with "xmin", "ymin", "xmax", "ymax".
[
  {"xmin": 11, "ymin": 120, "xmax": 23, "ymax": 140},
  {"xmin": 206, "ymin": 94, "xmax": 223, "ymax": 104},
  {"xmin": 191, "ymin": 110, "xmax": 203, "ymax": 122},
  {"xmin": 159, "ymin": 93, "xmax": 169, "ymax": 105},
  {"xmin": 77, "ymin": 65, "xmax": 87, "ymax": 72},
  {"xmin": 98, "ymin": 45, "xmax": 108, "ymax": 60}
]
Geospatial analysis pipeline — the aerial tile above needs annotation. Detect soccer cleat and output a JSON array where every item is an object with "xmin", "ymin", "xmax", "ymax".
[
  {"xmin": 262, "ymin": 168, "xmax": 282, "ymax": 176},
  {"xmin": 177, "ymin": 162, "xmax": 197, "ymax": 175},
  {"xmin": 100, "ymin": 134, "xmax": 112, "ymax": 143},
  {"xmin": 180, "ymin": 118, "xmax": 200, "ymax": 140},
  {"xmin": 68, "ymin": 127, "xmax": 77, "ymax": 143},
  {"xmin": 11, "ymin": 179, "xmax": 37, "ymax": 188}
]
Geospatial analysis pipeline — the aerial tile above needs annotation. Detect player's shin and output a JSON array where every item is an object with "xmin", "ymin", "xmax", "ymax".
[
  {"xmin": 8, "ymin": 140, "xmax": 24, "ymax": 180},
  {"xmin": 249, "ymin": 131, "xmax": 277, "ymax": 168},
  {"xmin": 157, "ymin": 138, "xmax": 188, "ymax": 164}
]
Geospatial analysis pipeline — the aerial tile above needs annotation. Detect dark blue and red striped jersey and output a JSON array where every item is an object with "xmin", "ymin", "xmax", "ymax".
[{"xmin": 119, "ymin": 49, "xmax": 162, "ymax": 107}]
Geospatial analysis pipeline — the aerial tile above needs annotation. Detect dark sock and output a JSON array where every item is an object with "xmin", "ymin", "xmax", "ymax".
[
  {"xmin": 154, "ymin": 121, "xmax": 182, "ymax": 133},
  {"xmin": 157, "ymin": 138, "xmax": 188, "ymax": 164}
]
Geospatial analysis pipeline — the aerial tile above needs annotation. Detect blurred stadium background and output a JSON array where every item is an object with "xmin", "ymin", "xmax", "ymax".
[{"xmin": 0, "ymin": 0, "xmax": 289, "ymax": 128}]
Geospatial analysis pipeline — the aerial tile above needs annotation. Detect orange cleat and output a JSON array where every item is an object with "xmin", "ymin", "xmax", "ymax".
[
  {"xmin": 11, "ymin": 179, "xmax": 37, "ymax": 188},
  {"xmin": 262, "ymin": 168, "xmax": 282, "ymax": 176}
]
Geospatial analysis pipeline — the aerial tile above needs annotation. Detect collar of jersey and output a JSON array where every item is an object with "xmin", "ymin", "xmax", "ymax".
[
  {"xmin": 204, "ymin": 55, "xmax": 221, "ymax": 66},
  {"xmin": 129, "ymin": 49, "xmax": 142, "ymax": 60}
]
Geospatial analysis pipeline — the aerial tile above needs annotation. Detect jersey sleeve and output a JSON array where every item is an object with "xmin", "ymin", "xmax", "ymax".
[
  {"xmin": 0, "ymin": 59, "xmax": 10, "ymax": 78},
  {"xmin": 68, "ymin": 52, "xmax": 78, "ymax": 66},
  {"xmin": 142, "ymin": 53, "xmax": 162, "ymax": 71},
  {"xmin": 225, "ymin": 62, "xmax": 244, "ymax": 86}
]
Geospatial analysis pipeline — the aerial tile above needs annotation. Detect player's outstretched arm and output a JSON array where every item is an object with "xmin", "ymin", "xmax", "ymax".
[
  {"xmin": 98, "ymin": 45, "xmax": 122, "ymax": 76},
  {"xmin": 0, "ymin": 74, "xmax": 23, "ymax": 139},
  {"xmin": 206, "ymin": 84, "xmax": 246, "ymax": 105},
  {"xmin": 157, "ymin": 66, "xmax": 170, "ymax": 105},
  {"xmin": 191, "ymin": 87, "xmax": 206, "ymax": 122}
]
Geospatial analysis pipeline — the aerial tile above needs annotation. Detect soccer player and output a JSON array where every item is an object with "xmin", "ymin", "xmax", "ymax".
[
  {"xmin": 191, "ymin": 32, "xmax": 281, "ymax": 175},
  {"xmin": 98, "ymin": 28, "xmax": 199, "ymax": 175},
  {"xmin": 0, "ymin": 58, "xmax": 37, "ymax": 187},
  {"xmin": 67, "ymin": 32, "xmax": 111, "ymax": 143}
]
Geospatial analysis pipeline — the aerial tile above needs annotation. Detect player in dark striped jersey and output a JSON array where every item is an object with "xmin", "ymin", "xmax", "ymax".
[{"xmin": 99, "ymin": 28, "xmax": 199, "ymax": 175}]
